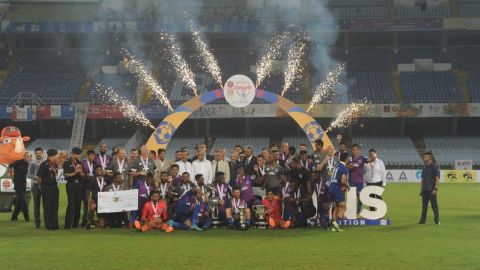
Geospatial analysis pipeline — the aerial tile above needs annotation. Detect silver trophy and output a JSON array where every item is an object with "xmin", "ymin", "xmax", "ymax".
[
  {"xmin": 252, "ymin": 204, "xmax": 267, "ymax": 229},
  {"xmin": 238, "ymin": 204, "xmax": 247, "ymax": 230},
  {"xmin": 209, "ymin": 197, "xmax": 222, "ymax": 228}
]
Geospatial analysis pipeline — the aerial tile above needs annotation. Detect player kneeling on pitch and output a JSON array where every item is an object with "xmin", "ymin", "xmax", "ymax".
[
  {"xmin": 327, "ymin": 153, "xmax": 350, "ymax": 232},
  {"xmin": 168, "ymin": 188, "xmax": 208, "ymax": 231},
  {"xmin": 225, "ymin": 187, "xmax": 251, "ymax": 229},
  {"xmin": 135, "ymin": 190, "xmax": 173, "ymax": 233},
  {"xmin": 262, "ymin": 190, "xmax": 290, "ymax": 229}
]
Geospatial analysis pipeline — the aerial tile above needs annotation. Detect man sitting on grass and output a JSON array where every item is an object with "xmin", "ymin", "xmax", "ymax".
[
  {"xmin": 225, "ymin": 187, "xmax": 251, "ymax": 229},
  {"xmin": 135, "ymin": 190, "xmax": 173, "ymax": 233},
  {"xmin": 262, "ymin": 190, "xmax": 290, "ymax": 229}
]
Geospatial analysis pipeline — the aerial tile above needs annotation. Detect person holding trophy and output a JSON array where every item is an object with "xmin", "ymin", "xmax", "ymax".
[
  {"xmin": 212, "ymin": 172, "xmax": 231, "ymax": 225},
  {"xmin": 130, "ymin": 145, "xmax": 157, "ymax": 188},
  {"xmin": 261, "ymin": 190, "xmax": 290, "ymax": 229},
  {"xmin": 168, "ymin": 187, "xmax": 207, "ymax": 231},
  {"xmin": 225, "ymin": 187, "xmax": 251, "ymax": 229},
  {"xmin": 135, "ymin": 190, "xmax": 173, "ymax": 233}
]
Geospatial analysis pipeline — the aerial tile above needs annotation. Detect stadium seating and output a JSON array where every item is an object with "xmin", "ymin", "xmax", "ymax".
[
  {"xmin": 458, "ymin": 0, "xmax": 480, "ymax": 17},
  {"xmin": 347, "ymin": 72, "xmax": 396, "ymax": 103},
  {"xmin": 96, "ymin": 138, "xmax": 129, "ymax": 151},
  {"xmin": 164, "ymin": 137, "xmax": 205, "ymax": 160},
  {"xmin": 84, "ymin": 73, "xmax": 138, "ymax": 103},
  {"xmin": 26, "ymin": 138, "xmax": 70, "ymax": 153},
  {"xmin": 352, "ymin": 136, "xmax": 423, "ymax": 166},
  {"xmin": 347, "ymin": 49, "xmax": 390, "ymax": 71},
  {"xmin": 14, "ymin": 51, "xmax": 95, "ymax": 73},
  {"xmin": 454, "ymin": 47, "xmax": 480, "ymax": 70},
  {"xmin": 0, "ymin": 73, "xmax": 84, "ymax": 104},
  {"xmin": 424, "ymin": 136, "xmax": 480, "ymax": 166},
  {"xmin": 209, "ymin": 137, "xmax": 270, "ymax": 157},
  {"xmin": 466, "ymin": 71, "xmax": 480, "ymax": 102},
  {"xmin": 396, "ymin": 5, "xmax": 451, "ymax": 17},
  {"xmin": 396, "ymin": 48, "xmax": 449, "ymax": 64},
  {"xmin": 400, "ymin": 71, "xmax": 463, "ymax": 103}
]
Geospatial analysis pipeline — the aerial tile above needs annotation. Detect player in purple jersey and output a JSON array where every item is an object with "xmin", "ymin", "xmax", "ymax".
[
  {"xmin": 168, "ymin": 188, "xmax": 208, "ymax": 231},
  {"xmin": 347, "ymin": 144, "xmax": 367, "ymax": 214}
]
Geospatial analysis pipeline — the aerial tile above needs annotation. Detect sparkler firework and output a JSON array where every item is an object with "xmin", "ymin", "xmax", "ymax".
[
  {"xmin": 256, "ymin": 32, "xmax": 288, "ymax": 87},
  {"xmin": 307, "ymin": 63, "xmax": 345, "ymax": 113},
  {"xmin": 96, "ymin": 84, "xmax": 155, "ymax": 129},
  {"xmin": 189, "ymin": 25, "xmax": 223, "ymax": 87},
  {"xmin": 281, "ymin": 35, "xmax": 307, "ymax": 96},
  {"xmin": 160, "ymin": 32, "xmax": 198, "ymax": 96},
  {"xmin": 121, "ymin": 49, "xmax": 174, "ymax": 111},
  {"xmin": 326, "ymin": 99, "xmax": 371, "ymax": 132}
]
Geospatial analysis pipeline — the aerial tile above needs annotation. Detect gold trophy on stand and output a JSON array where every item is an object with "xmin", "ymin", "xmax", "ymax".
[{"xmin": 252, "ymin": 204, "xmax": 267, "ymax": 229}]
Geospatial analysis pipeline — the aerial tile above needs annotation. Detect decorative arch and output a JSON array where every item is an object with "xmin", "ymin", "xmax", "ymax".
[{"xmin": 146, "ymin": 89, "xmax": 332, "ymax": 151}]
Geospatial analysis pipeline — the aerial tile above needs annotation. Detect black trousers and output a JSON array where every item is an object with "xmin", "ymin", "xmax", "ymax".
[
  {"xmin": 420, "ymin": 191, "xmax": 439, "ymax": 223},
  {"xmin": 65, "ymin": 181, "xmax": 82, "ymax": 229},
  {"xmin": 11, "ymin": 187, "xmax": 29, "ymax": 220},
  {"xmin": 81, "ymin": 182, "xmax": 90, "ymax": 226},
  {"xmin": 366, "ymin": 182, "xmax": 383, "ymax": 211},
  {"xmin": 32, "ymin": 183, "xmax": 42, "ymax": 228},
  {"xmin": 41, "ymin": 184, "xmax": 59, "ymax": 230}
]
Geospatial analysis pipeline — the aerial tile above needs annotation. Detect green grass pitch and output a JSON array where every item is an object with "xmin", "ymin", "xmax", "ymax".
[{"xmin": 0, "ymin": 183, "xmax": 478, "ymax": 270}]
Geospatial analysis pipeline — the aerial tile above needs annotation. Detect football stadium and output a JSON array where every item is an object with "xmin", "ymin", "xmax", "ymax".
[{"xmin": 0, "ymin": 0, "xmax": 479, "ymax": 269}]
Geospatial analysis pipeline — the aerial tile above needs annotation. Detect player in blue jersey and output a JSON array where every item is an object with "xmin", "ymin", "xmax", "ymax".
[{"xmin": 328, "ymin": 152, "xmax": 350, "ymax": 232}]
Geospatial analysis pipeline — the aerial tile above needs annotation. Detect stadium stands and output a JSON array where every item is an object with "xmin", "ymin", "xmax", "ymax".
[
  {"xmin": 347, "ymin": 72, "xmax": 396, "ymax": 103},
  {"xmin": 97, "ymin": 138, "xmax": 129, "ymax": 151},
  {"xmin": 0, "ymin": 73, "xmax": 84, "ymax": 104},
  {"xmin": 352, "ymin": 136, "xmax": 423, "ymax": 166},
  {"xmin": 458, "ymin": 0, "xmax": 480, "ymax": 17},
  {"xmin": 27, "ymin": 138, "xmax": 70, "ymax": 153},
  {"xmin": 396, "ymin": 48, "xmax": 450, "ymax": 64},
  {"xmin": 396, "ymin": 5, "xmax": 451, "ymax": 17},
  {"xmin": 84, "ymin": 73, "xmax": 138, "ymax": 103},
  {"xmin": 424, "ymin": 136, "xmax": 480, "ymax": 166},
  {"xmin": 466, "ymin": 71, "xmax": 480, "ymax": 102},
  {"xmin": 400, "ymin": 71, "xmax": 463, "ymax": 103},
  {"xmin": 209, "ymin": 137, "xmax": 270, "ymax": 157},
  {"xmin": 165, "ymin": 137, "xmax": 204, "ymax": 160}
]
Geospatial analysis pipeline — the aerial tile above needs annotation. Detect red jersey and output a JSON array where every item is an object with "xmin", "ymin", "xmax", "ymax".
[
  {"xmin": 141, "ymin": 200, "xmax": 168, "ymax": 222},
  {"xmin": 262, "ymin": 197, "xmax": 282, "ymax": 220}
]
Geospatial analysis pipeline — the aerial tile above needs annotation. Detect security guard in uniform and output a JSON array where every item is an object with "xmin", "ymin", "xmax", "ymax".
[
  {"xmin": 64, "ymin": 147, "xmax": 84, "ymax": 229},
  {"xmin": 36, "ymin": 149, "xmax": 59, "ymax": 230}
]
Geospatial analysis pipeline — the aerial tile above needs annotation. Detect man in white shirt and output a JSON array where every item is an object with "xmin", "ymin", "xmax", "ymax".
[
  {"xmin": 192, "ymin": 149, "xmax": 213, "ymax": 184},
  {"xmin": 364, "ymin": 148, "xmax": 386, "ymax": 211},
  {"xmin": 175, "ymin": 149, "xmax": 193, "ymax": 182}
]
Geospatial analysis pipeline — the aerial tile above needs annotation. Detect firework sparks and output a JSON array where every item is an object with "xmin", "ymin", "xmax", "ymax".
[
  {"xmin": 307, "ymin": 63, "xmax": 345, "ymax": 113},
  {"xmin": 256, "ymin": 32, "xmax": 288, "ymax": 88},
  {"xmin": 281, "ymin": 36, "xmax": 307, "ymax": 96},
  {"xmin": 121, "ymin": 49, "xmax": 173, "ymax": 111},
  {"xmin": 96, "ymin": 84, "xmax": 155, "ymax": 129},
  {"xmin": 160, "ymin": 32, "xmax": 198, "ymax": 96},
  {"xmin": 189, "ymin": 25, "xmax": 223, "ymax": 87},
  {"xmin": 326, "ymin": 100, "xmax": 371, "ymax": 132}
]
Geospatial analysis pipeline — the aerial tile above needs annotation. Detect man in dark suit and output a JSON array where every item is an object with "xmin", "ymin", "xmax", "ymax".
[{"xmin": 243, "ymin": 145, "xmax": 257, "ymax": 177}]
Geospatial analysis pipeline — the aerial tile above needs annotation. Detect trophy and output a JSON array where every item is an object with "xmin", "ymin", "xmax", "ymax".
[
  {"xmin": 252, "ymin": 204, "xmax": 267, "ymax": 229},
  {"xmin": 238, "ymin": 204, "xmax": 247, "ymax": 230},
  {"xmin": 209, "ymin": 197, "xmax": 223, "ymax": 228}
]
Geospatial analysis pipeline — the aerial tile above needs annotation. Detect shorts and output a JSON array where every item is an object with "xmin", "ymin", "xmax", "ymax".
[
  {"xmin": 350, "ymin": 182, "xmax": 364, "ymax": 194},
  {"xmin": 328, "ymin": 183, "xmax": 345, "ymax": 203},
  {"xmin": 283, "ymin": 209, "xmax": 295, "ymax": 220}
]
